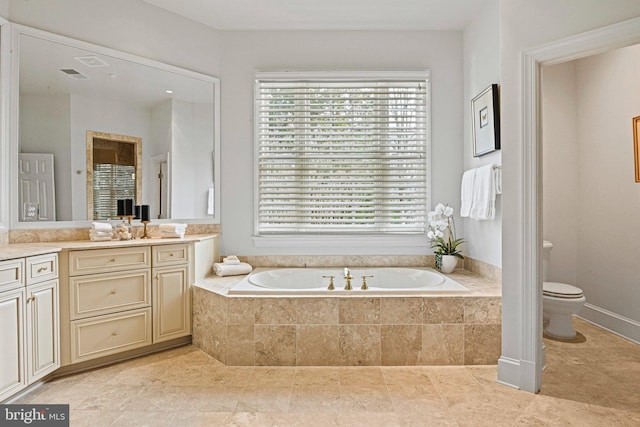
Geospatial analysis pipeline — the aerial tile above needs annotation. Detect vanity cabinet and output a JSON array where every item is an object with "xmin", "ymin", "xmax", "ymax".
[
  {"xmin": 61, "ymin": 242, "xmax": 193, "ymax": 366},
  {"xmin": 0, "ymin": 253, "xmax": 59, "ymax": 402},
  {"xmin": 67, "ymin": 247, "xmax": 153, "ymax": 363},
  {"xmin": 152, "ymin": 244, "xmax": 191, "ymax": 343}
]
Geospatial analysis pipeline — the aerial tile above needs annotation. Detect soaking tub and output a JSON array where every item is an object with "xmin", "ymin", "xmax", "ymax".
[{"xmin": 228, "ymin": 267, "xmax": 468, "ymax": 296}]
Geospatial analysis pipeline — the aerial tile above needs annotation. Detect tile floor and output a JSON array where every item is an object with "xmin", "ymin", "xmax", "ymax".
[{"xmin": 13, "ymin": 318, "xmax": 640, "ymax": 426}]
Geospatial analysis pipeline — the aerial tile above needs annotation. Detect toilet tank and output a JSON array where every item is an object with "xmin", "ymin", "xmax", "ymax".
[{"xmin": 542, "ymin": 241, "xmax": 553, "ymax": 281}]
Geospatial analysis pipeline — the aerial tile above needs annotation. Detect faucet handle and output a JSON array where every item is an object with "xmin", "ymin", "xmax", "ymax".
[
  {"xmin": 360, "ymin": 275, "xmax": 374, "ymax": 290},
  {"xmin": 322, "ymin": 275, "xmax": 335, "ymax": 290}
]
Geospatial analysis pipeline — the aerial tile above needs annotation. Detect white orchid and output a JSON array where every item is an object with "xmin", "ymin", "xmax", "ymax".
[{"xmin": 427, "ymin": 202, "xmax": 464, "ymax": 258}]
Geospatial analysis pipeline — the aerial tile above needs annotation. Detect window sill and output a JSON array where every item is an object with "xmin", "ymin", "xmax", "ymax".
[{"xmin": 253, "ymin": 234, "xmax": 428, "ymax": 249}]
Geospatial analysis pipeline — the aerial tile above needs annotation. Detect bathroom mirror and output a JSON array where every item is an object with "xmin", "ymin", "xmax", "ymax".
[{"xmin": 9, "ymin": 24, "xmax": 220, "ymax": 227}]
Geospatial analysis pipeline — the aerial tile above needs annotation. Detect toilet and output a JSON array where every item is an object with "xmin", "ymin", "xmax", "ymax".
[{"xmin": 542, "ymin": 241, "xmax": 586, "ymax": 339}]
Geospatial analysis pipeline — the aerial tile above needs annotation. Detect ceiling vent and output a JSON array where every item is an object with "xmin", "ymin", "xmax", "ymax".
[
  {"xmin": 60, "ymin": 68, "xmax": 89, "ymax": 80},
  {"xmin": 74, "ymin": 55, "xmax": 109, "ymax": 67}
]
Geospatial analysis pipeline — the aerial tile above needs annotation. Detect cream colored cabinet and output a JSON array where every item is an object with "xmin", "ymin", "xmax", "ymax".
[
  {"xmin": 67, "ymin": 247, "xmax": 152, "ymax": 363},
  {"xmin": 25, "ymin": 279, "xmax": 59, "ymax": 383},
  {"xmin": 0, "ymin": 253, "xmax": 59, "ymax": 402},
  {"xmin": 0, "ymin": 287, "xmax": 25, "ymax": 401},
  {"xmin": 64, "ymin": 243, "xmax": 191, "ymax": 365},
  {"xmin": 152, "ymin": 244, "xmax": 191, "ymax": 343}
]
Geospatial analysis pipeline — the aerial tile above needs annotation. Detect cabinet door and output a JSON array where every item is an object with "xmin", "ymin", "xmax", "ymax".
[
  {"xmin": 26, "ymin": 280, "xmax": 60, "ymax": 383},
  {"xmin": 0, "ymin": 288, "xmax": 25, "ymax": 401},
  {"xmin": 153, "ymin": 266, "xmax": 190, "ymax": 343}
]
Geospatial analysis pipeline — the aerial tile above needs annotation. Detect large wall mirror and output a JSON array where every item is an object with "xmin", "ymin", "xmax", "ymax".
[{"xmin": 8, "ymin": 24, "xmax": 221, "ymax": 228}]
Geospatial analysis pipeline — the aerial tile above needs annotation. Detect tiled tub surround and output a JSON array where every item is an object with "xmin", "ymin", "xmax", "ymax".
[{"xmin": 193, "ymin": 265, "xmax": 501, "ymax": 367}]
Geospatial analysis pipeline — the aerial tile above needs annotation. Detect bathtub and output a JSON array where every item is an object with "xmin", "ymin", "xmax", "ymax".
[{"xmin": 228, "ymin": 267, "xmax": 468, "ymax": 296}]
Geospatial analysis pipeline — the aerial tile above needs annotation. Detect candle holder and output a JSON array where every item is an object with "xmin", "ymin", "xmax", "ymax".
[{"xmin": 140, "ymin": 220, "xmax": 151, "ymax": 239}]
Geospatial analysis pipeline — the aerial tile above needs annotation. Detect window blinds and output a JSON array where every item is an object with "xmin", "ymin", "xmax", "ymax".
[{"xmin": 256, "ymin": 75, "xmax": 429, "ymax": 234}]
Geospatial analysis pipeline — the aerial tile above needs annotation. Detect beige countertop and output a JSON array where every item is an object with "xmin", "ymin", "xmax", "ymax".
[{"xmin": 0, "ymin": 234, "xmax": 218, "ymax": 261}]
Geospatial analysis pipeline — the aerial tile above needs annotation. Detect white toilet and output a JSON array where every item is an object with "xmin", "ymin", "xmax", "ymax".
[{"xmin": 542, "ymin": 241, "xmax": 586, "ymax": 339}]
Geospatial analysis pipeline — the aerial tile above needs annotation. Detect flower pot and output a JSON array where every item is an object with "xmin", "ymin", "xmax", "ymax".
[{"xmin": 439, "ymin": 254, "xmax": 459, "ymax": 274}]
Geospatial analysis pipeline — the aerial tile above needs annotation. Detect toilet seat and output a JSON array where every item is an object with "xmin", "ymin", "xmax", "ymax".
[{"xmin": 543, "ymin": 282, "xmax": 584, "ymax": 299}]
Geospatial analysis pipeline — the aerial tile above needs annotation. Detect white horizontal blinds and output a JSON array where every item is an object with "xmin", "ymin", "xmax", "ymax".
[
  {"xmin": 256, "ymin": 77, "xmax": 428, "ymax": 234},
  {"xmin": 92, "ymin": 164, "xmax": 136, "ymax": 220}
]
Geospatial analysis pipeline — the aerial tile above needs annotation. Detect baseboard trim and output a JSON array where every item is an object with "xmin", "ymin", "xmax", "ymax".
[
  {"xmin": 579, "ymin": 303, "xmax": 640, "ymax": 345},
  {"xmin": 497, "ymin": 356, "xmax": 521, "ymax": 390}
]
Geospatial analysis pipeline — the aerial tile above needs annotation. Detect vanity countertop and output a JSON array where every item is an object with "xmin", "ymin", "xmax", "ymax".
[
  {"xmin": 0, "ymin": 244, "xmax": 62, "ymax": 261},
  {"xmin": 0, "ymin": 234, "xmax": 218, "ymax": 260}
]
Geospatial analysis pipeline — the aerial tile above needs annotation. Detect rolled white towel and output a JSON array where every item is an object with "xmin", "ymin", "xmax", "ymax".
[
  {"xmin": 213, "ymin": 262, "xmax": 252, "ymax": 277},
  {"xmin": 92, "ymin": 222, "xmax": 113, "ymax": 232},
  {"xmin": 223, "ymin": 255, "xmax": 240, "ymax": 265}
]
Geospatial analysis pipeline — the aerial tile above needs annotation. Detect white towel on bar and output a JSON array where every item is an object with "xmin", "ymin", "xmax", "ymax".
[
  {"xmin": 470, "ymin": 164, "xmax": 497, "ymax": 220},
  {"xmin": 207, "ymin": 187, "xmax": 214, "ymax": 215},
  {"xmin": 213, "ymin": 262, "xmax": 253, "ymax": 277},
  {"xmin": 460, "ymin": 169, "xmax": 476, "ymax": 218}
]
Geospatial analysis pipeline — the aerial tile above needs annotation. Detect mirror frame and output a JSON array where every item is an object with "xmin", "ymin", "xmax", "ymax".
[{"xmin": 4, "ymin": 23, "xmax": 221, "ymax": 230}]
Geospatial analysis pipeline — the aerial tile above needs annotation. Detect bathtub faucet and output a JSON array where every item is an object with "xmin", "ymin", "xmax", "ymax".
[{"xmin": 343, "ymin": 267, "xmax": 353, "ymax": 290}]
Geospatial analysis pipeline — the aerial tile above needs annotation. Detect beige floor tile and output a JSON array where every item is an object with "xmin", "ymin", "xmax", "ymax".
[{"xmin": 7, "ymin": 315, "xmax": 639, "ymax": 427}]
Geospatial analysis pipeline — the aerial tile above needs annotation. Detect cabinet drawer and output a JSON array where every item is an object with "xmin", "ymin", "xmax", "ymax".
[
  {"xmin": 0, "ymin": 259, "xmax": 24, "ymax": 293},
  {"xmin": 70, "ymin": 269, "xmax": 151, "ymax": 320},
  {"xmin": 69, "ymin": 247, "xmax": 151, "ymax": 276},
  {"xmin": 26, "ymin": 253, "xmax": 58, "ymax": 285},
  {"xmin": 152, "ymin": 244, "xmax": 189, "ymax": 267},
  {"xmin": 70, "ymin": 308, "xmax": 151, "ymax": 363}
]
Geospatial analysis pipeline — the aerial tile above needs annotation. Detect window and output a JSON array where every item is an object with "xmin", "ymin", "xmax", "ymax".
[{"xmin": 255, "ymin": 71, "xmax": 430, "ymax": 236}]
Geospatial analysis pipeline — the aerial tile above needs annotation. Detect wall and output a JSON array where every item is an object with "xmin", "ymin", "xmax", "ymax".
[
  {"xmin": 575, "ymin": 46, "xmax": 640, "ymax": 333},
  {"xmin": 70, "ymin": 94, "xmax": 153, "ymax": 219},
  {"xmin": 542, "ymin": 62, "xmax": 579, "ymax": 286},
  {"xmin": 499, "ymin": 0, "xmax": 640, "ymax": 391},
  {"xmin": 19, "ymin": 94, "xmax": 72, "ymax": 220},
  {"xmin": 170, "ymin": 99, "xmax": 214, "ymax": 219},
  {"xmin": 462, "ymin": 0, "xmax": 501, "ymax": 267},
  {"xmin": 6, "ymin": 0, "xmax": 220, "ymax": 77},
  {"xmin": 218, "ymin": 30, "xmax": 463, "ymax": 256}
]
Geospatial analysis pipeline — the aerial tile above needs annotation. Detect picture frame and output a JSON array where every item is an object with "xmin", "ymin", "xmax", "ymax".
[
  {"xmin": 472, "ymin": 84, "xmax": 500, "ymax": 157},
  {"xmin": 634, "ymin": 116, "xmax": 640, "ymax": 182}
]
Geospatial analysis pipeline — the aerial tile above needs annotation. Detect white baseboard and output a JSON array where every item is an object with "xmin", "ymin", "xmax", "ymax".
[
  {"xmin": 497, "ymin": 356, "xmax": 521, "ymax": 390},
  {"xmin": 578, "ymin": 303, "xmax": 640, "ymax": 345}
]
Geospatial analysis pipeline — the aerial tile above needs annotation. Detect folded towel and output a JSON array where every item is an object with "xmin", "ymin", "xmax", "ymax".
[
  {"xmin": 161, "ymin": 231, "xmax": 185, "ymax": 238},
  {"xmin": 89, "ymin": 230, "xmax": 113, "ymax": 237},
  {"xmin": 470, "ymin": 164, "xmax": 497, "ymax": 220},
  {"xmin": 460, "ymin": 168, "xmax": 476, "ymax": 218},
  {"xmin": 89, "ymin": 230, "xmax": 113, "ymax": 241},
  {"xmin": 159, "ymin": 223, "xmax": 187, "ymax": 233},
  {"xmin": 213, "ymin": 262, "xmax": 253, "ymax": 277},
  {"xmin": 223, "ymin": 256, "xmax": 240, "ymax": 265},
  {"xmin": 91, "ymin": 222, "xmax": 113, "ymax": 232}
]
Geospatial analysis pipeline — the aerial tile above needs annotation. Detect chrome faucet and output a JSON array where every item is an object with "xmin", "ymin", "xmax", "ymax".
[{"xmin": 343, "ymin": 267, "xmax": 353, "ymax": 290}]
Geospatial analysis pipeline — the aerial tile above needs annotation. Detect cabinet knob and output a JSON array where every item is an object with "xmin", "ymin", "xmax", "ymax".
[
  {"xmin": 27, "ymin": 295, "xmax": 36, "ymax": 303},
  {"xmin": 110, "ymin": 290, "xmax": 116, "ymax": 295},
  {"xmin": 111, "ymin": 332, "xmax": 118, "ymax": 336},
  {"xmin": 109, "ymin": 258, "xmax": 116, "ymax": 263},
  {"xmin": 37, "ymin": 266, "xmax": 48, "ymax": 273}
]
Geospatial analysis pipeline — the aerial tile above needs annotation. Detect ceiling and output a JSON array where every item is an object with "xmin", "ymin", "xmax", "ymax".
[{"xmin": 141, "ymin": 0, "xmax": 487, "ymax": 31}]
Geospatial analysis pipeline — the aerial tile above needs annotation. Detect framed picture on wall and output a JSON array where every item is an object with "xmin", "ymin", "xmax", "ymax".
[
  {"xmin": 472, "ymin": 84, "xmax": 501, "ymax": 157},
  {"xmin": 634, "ymin": 116, "xmax": 640, "ymax": 182}
]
